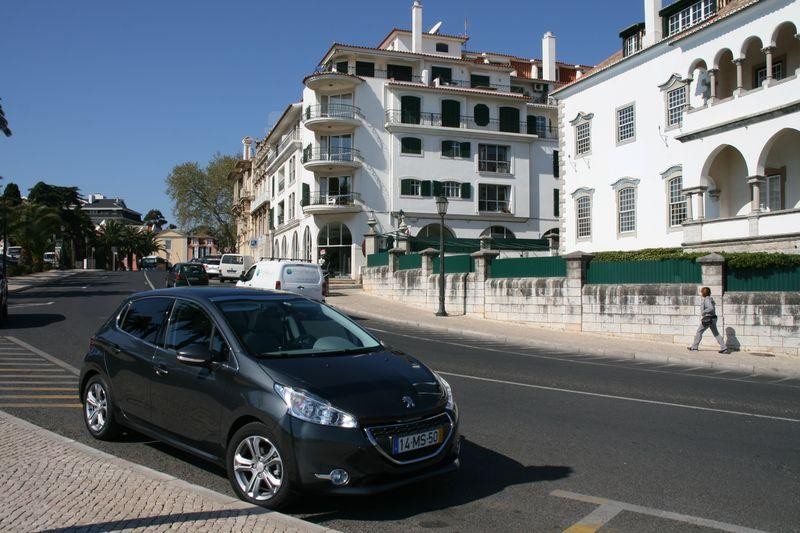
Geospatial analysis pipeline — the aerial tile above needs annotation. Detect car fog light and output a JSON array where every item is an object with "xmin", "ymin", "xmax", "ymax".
[{"xmin": 330, "ymin": 469, "xmax": 349, "ymax": 486}]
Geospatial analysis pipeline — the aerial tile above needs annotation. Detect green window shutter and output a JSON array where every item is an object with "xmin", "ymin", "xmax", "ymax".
[
  {"xmin": 474, "ymin": 104, "xmax": 490, "ymax": 127},
  {"xmin": 335, "ymin": 61, "xmax": 349, "ymax": 74},
  {"xmin": 432, "ymin": 181, "xmax": 442, "ymax": 197},
  {"xmin": 553, "ymin": 150, "xmax": 560, "ymax": 178},
  {"xmin": 460, "ymin": 142, "xmax": 471, "ymax": 158},
  {"xmin": 527, "ymin": 115, "xmax": 537, "ymax": 134},
  {"xmin": 421, "ymin": 180, "xmax": 432, "ymax": 197},
  {"xmin": 441, "ymin": 140, "xmax": 454, "ymax": 157},
  {"xmin": 268, "ymin": 208, "xmax": 275, "ymax": 230},
  {"xmin": 401, "ymin": 96, "xmax": 421, "ymax": 124},
  {"xmin": 401, "ymin": 137, "xmax": 422, "ymax": 154},
  {"xmin": 499, "ymin": 107, "xmax": 520, "ymax": 133},
  {"xmin": 401, "ymin": 179, "xmax": 412, "ymax": 196},
  {"xmin": 460, "ymin": 182, "xmax": 471, "ymax": 199},
  {"xmin": 553, "ymin": 189, "xmax": 560, "ymax": 217},
  {"xmin": 355, "ymin": 61, "xmax": 375, "ymax": 77},
  {"xmin": 441, "ymin": 100, "xmax": 461, "ymax": 128},
  {"xmin": 301, "ymin": 183, "xmax": 310, "ymax": 206}
]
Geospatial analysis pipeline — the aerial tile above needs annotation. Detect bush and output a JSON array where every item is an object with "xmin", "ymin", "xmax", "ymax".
[{"xmin": 591, "ymin": 248, "xmax": 800, "ymax": 270}]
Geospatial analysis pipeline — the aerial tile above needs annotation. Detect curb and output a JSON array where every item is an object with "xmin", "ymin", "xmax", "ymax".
[
  {"xmin": 330, "ymin": 303, "xmax": 800, "ymax": 379},
  {"xmin": 0, "ymin": 409, "xmax": 336, "ymax": 532}
]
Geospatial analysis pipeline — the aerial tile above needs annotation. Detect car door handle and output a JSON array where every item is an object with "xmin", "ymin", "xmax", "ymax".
[
  {"xmin": 154, "ymin": 364, "xmax": 169, "ymax": 376},
  {"xmin": 107, "ymin": 342, "xmax": 122, "ymax": 354}
]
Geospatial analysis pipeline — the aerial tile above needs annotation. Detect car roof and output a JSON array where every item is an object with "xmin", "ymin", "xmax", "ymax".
[{"xmin": 129, "ymin": 287, "xmax": 305, "ymax": 303}]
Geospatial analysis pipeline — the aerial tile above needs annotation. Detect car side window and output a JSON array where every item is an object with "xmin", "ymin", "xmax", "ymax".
[
  {"xmin": 120, "ymin": 297, "xmax": 174, "ymax": 344},
  {"xmin": 242, "ymin": 265, "xmax": 257, "ymax": 282},
  {"xmin": 164, "ymin": 300, "xmax": 214, "ymax": 352}
]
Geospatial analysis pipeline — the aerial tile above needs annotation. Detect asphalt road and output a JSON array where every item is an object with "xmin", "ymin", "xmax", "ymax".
[{"xmin": 2, "ymin": 270, "xmax": 799, "ymax": 532}]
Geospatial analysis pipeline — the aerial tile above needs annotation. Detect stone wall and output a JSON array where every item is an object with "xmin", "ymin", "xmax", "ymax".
[
  {"xmin": 484, "ymin": 277, "xmax": 574, "ymax": 330},
  {"xmin": 723, "ymin": 291, "xmax": 800, "ymax": 355}
]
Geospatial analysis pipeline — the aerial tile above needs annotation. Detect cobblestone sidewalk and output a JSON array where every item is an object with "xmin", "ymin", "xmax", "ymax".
[{"xmin": 0, "ymin": 411, "xmax": 333, "ymax": 533}]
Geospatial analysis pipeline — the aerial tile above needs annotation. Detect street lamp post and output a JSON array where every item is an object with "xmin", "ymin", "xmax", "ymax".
[{"xmin": 435, "ymin": 195, "xmax": 449, "ymax": 317}]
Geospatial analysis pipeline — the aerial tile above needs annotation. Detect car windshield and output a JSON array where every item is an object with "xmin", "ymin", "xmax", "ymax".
[
  {"xmin": 215, "ymin": 297, "xmax": 381, "ymax": 357},
  {"xmin": 222, "ymin": 256, "xmax": 243, "ymax": 264},
  {"xmin": 205, "ymin": 259, "xmax": 220, "ymax": 265}
]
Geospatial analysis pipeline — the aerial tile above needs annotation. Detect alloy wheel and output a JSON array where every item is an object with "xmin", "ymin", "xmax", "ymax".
[
  {"xmin": 84, "ymin": 382, "xmax": 108, "ymax": 433},
  {"xmin": 232, "ymin": 435, "xmax": 283, "ymax": 501}
]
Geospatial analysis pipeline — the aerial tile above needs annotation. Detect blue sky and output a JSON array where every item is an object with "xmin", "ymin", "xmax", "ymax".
[{"xmin": 1, "ymin": 0, "xmax": 644, "ymax": 223}]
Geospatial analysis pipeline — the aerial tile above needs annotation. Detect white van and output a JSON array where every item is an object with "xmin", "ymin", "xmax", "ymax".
[
  {"xmin": 219, "ymin": 253, "xmax": 255, "ymax": 283},
  {"xmin": 237, "ymin": 260, "xmax": 325, "ymax": 302}
]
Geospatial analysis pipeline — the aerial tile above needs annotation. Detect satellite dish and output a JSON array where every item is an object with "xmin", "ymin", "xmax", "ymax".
[{"xmin": 428, "ymin": 21, "xmax": 443, "ymax": 34}]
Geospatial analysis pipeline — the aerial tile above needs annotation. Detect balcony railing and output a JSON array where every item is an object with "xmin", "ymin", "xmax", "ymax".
[
  {"xmin": 303, "ymin": 104, "xmax": 362, "ymax": 121},
  {"xmin": 301, "ymin": 192, "xmax": 362, "ymax": 207},
  {"xmin": 385, "ymin": 110, "xmax": 557, "ymax": 138},
  {"xmin": 431, "ymin": 77, "xmax": 512, "ymax": 93},
  {"xmin": 265, "ymin": 128, "xmax": 301, "ymax": 164},
  {"xmin": 314, "ymin": 65, "xmax": 424, "ymax": 83},
  {"xmin": 302, "ymin": 147, "xmax": 362, "ymax": 164}
]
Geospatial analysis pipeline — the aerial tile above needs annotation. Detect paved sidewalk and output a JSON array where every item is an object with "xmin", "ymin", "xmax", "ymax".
[
  {"xmin": 7, "ymin": 269, "xmax": 96, "ymax": 294},
  {"xmin": 327, "ymin": 290, "xmax": 800, "ymax": 378},
  {"xmin": 0, "ymin": 411, "xmax": 333, "ymax": 533}
]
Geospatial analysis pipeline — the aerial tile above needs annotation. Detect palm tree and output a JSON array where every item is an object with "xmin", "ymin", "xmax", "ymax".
[
  {"xmin": 96, "ymin": 220, "xmax": 127, "ymax": 270},
  {"xmin": 10, "ymin": 204, "xmax": 61, "ymax": 271}
]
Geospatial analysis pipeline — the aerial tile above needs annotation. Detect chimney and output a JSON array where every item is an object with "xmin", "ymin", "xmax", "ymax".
[
  {"xmin": 242, "ymin": 136, "xmax": 253, "ymax": 161},
  {"xmin": 643, "ymin": 0, "xmax": 663, "ymax": 47},
  {"xmin": 412, "ymin": 1, "xmax": 423, "ymax": 53},
  {"xmin": 542, "ymin": 32, "xmax": 556, "ymax": 81}
]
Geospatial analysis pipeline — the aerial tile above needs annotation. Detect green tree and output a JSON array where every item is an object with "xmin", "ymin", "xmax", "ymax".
[
  {"xmin": 96, "ymin": 220, "xmax": 127, "ymax": 270},
  {"xmin": 10, "ymin": 204, "xmax": 61, "ymax": 271},
  {"xmin": 0, "ymin": 98, "xmax": 11, "ymax": 137},
  {"xmin": 143, "ymin": 209, "xmax": 167, "ymax": 231},
  {"xmin": 27, "ymin": 182, "xmax": 82, "ymax": 208},
  {"xmin": 166, "ymin": 153, "xmax": 237, "ymax": 252},
  {"xmin": 26, "ymin": 182, "xmax": 94, "ymax": 266},
  {"xmin": 2, "ymin": 183, "xmax": 22, "ymax": 207}
]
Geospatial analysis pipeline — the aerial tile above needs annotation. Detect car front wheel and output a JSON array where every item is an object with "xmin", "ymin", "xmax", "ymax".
[
  {"xmin": 226, "ymin": 422, "xmax": 293, "ymax": 509},
  {"xmin": 83, "ymin": 374, "xmax": 121, "ymax": 440}
]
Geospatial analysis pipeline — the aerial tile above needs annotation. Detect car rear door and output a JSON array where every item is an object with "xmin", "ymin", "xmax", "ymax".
[
  {"xmin": 104, "ymin": 296, "xmax": 174, "ymax": 424},
  {"xmin": 150, "ymin": 299, "xmax": 230, "ymax": 454},
  {"xmin": 281, "ymin": 264, "xmax": 323, "ymax": 301}
]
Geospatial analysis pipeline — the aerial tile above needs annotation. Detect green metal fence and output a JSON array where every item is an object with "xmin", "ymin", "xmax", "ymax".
[
  {"xmin": 398, "ymin": 254, "xmax": 422, "ymax": 270},
  {"xmin": 366, "ymin": 252, "xmax": 389, "ymax": 268},
  {"xmin": 432, "ymin": 254, "xmax": 475, "ymax": 274},
  {"xmin": 586, "ymin": 259, "xmax": 701, "ymax": 284},
  {"xmin": 489, "ymin": 256, "xmax": 566, "ymax": 278},
  {"xmin": 726, "ymin": 266, "xmax": 800, "ymax": 292},
  {"xmin": 409, "ymin": 236, "xmax": 549, "ymax": 253}
]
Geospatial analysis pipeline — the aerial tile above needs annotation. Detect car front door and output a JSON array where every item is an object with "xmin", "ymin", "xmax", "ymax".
[
  {"xmin": 151, "ymin": 299, "xmax": 231, "ymax": 454},
  {"xmin": 104, "ymin": 297, "xmax": 174, "ymax": 425}
]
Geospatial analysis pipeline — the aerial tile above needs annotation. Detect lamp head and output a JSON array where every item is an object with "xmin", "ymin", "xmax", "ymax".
[{"xmin": 435, "ymin": 195, "xmax": 449, "ymax": 216}]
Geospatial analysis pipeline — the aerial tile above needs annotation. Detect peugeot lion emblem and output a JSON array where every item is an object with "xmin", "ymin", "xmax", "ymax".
[{"xmin": 402, "ymin": 395, "xmax": 415, "ymax": 409}]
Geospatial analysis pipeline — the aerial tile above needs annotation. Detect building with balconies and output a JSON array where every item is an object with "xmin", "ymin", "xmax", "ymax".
[
  {"xmin": 247, "ymin": 1, "xmax": 589, "ymax": 279},
  {"xmin": 553, "ymin": 0, "xmax": 800, "ymax": 254}
]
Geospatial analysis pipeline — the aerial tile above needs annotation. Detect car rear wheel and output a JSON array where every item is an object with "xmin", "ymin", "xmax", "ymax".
[
  {"xmin": 83, "ymin": 374, "xmax": 121, "ymax": 440},
  {"xmin": 226, "ymin": 422, "xmax": 294, "ymax": 509}
]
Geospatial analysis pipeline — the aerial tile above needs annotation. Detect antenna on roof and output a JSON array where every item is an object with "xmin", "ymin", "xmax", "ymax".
[{"xmin": 428, "ymin": 21, "xmax": 442, "ymax": 34}]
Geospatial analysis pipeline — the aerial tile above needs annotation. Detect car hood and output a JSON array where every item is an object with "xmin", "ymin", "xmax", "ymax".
[{"xmin": 256, "ymin": 348, "xmax": 446, "ymax": 422}]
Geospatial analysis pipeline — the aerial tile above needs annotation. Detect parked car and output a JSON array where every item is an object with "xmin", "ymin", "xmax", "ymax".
[
  {"xmin": 141, "ymin": 256, "xmax": 167, "ymax": 271},
  {"xmin": 79, "ymin": 288, "xmax": 459, "ymax": 509},
  {"xmin": 43, "ymin": 251, "xmax": 59, "ymax": 267},
  {"xmin": 200, "ymin": 255, "xmax": 222, "ymax": 278},
  {"xmin": 219, "ymin": 253, "xmax": 254, "ymax": 283},
  {"xmin": 237, "ymin": 260, "xmax": 325, "ymax": 302},
  {"xmin": 5, "ymin": 246, "xmax": 22, "ymax": 265},
  {"xmin": 164, "ymin": 263, "xmax": 209, "ymax": 287}
]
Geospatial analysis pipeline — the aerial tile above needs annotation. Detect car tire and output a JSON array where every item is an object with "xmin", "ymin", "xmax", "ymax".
[
  {"xmin": 82, "ymin": 374, "xmax": 121, "ymax": 440},
  {"xmin": 0, "ymin": 301, "xmax": 7, "ymax": 321},
  {"xmin": 226, "ymin": 422, "xmax": 294, "ymax": 509}
]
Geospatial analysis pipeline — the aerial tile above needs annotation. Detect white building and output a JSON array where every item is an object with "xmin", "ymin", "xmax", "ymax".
[
  {"xmin": 553, "ymin": 0, "xmax": 800, "ymax": 254},
  {"xmin": 238, "ymin": 2, "xmax": 590, "ymax": 279}
]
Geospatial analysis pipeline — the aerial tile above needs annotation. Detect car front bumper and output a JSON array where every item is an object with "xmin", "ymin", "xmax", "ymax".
[{"xmin": 289, "ymin": 409, "xmax": 460, "ymax": 494}]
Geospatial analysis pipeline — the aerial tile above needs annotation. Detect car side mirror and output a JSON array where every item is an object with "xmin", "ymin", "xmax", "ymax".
[{"xmin": 176, "ymin": 343, "xmax": 214, "ymax": 366}]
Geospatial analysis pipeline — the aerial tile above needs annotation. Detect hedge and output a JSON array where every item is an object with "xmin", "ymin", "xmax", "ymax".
[{"xmin": 591, "ymin": 248, "xmax": 800, "ymax": 270}]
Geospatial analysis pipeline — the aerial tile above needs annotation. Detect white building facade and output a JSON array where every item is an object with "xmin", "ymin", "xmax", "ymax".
[
  {"xmin": 554, "ymin": 0, "xmax": 800, "ymax": 254},
  {"xmin": 243, "ymin": 2, "xmax": 589, "ymax": 279}
]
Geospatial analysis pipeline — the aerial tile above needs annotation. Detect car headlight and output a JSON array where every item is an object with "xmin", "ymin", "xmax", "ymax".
[
  {"xmin": 274, "ymin": 384, "xmax": 358, "ymax": 428},
  {"xmin": 435, "ymin": 373, "xmax": 455, "ymax": 411}
]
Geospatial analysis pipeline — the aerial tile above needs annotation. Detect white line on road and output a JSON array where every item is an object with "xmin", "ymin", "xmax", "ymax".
[
  {"xmin": 143, "ymin": 270, "xmax": 155, "ymax": 290},
  {"xmin": 8, "ymin": 302, "xmax": 55, "ymax": 309},
  {"xmin": 438, "ymin": 371, "xmax": 800, "ymax": 423},
  {"xmin": 3, "ymin": 337, "xmax": 80, "ymax": 376},
  {"xmin": 552, "ymin": 489, "xmax": 768, "ymax": 533}
]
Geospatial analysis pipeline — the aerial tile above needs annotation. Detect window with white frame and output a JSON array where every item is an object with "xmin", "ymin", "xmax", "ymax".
[
  {"xmin": 624, "ymin": 33, "xmax": 641, "ymax": 57},
  {"xmin": 616, "ymin": 104, "xmax": 635, "ymax": 143},
  {"xmin": 576, "ymin": 196, "xmax": 591, "ymax": 238},
  {"xmin": 618, "ymin": 187, "xmax": 636, "ymax": 233},
  {"xmin": 288, "ymin": 157, "xmax": 296, "ymax": 184},
  {"xmin": 478, "ymin": 144, "xmax": 510, "ymax": 173},
  {"xmin": 478, "ymin": 184, "xmax": 511, "ymax": 213},
  {"xmin": 667, "ymin": 85, "xmax": 687, "ymax": 128},
  {"xmin": 667, "ymin": 0, "xmax": 716, "ymax": 36},
  {"xmin": 575, "ymin": 121, "xmax": 591, "ymax": 155},
  {"xmin": 406, "ymin": 179, "xmax": 422, "ymax": 196},
  {"xmin": 288, "ymin": 193, "xmax": 295, "ymax": 220},
  {"xmin": 668, "ymin": 176, "xmax": 687, "ymax": 227},
  {"xmin": 278, "ymin": 167, "xmax": 285, "ymax": 192},
  {"xmin": 442, "ymin": 181, "xmax": 461, "ymax": 199},
  {"xmin": 763, "ymin": 173, "xmax": 783, "ymax": 211},
  {"xmin": 756, "ymin": 61, "xmax": 784, "ymax": 87}
]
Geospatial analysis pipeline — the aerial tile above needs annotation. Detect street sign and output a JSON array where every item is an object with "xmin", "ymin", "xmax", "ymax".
[{"xmin": 250, "ymin": 239, "xmax": 258, "ymax": 248}]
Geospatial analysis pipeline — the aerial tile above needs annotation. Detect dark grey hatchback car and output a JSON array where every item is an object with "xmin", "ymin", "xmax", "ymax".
[{"xmin": 80, "ymin": 287, "xmax": 460, "ymax": 508}]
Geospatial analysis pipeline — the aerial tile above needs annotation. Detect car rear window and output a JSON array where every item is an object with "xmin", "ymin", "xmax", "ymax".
[
  {"xmin": 182, "ymin": 264, "xmax": 206, "ymax": 276},
  {"xmin": 222, "ymin": 255, "xmax": 244, "ymax": 264},
  {"xmin": 120, "ymin": 297, "xmax": 174, "ymax": 344},
  {"xmin": 205, "ymin": 259, "xmax": 220, "ymax": 265},
  {"xmin": 282, "ymin": 265, "xmax": 321, "ymax": 283}
]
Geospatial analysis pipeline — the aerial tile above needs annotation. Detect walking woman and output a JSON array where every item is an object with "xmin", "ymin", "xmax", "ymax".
[{"xmin": 688, "ymin": 286, "xmax": 729, "ymax": 354}]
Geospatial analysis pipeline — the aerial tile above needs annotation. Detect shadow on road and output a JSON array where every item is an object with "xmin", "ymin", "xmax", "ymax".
[
  {"xmin": 2, "ymin": 313, "xmax": 66, "ymax": 328},
  {"xmin": 289, "ymin": 439, "xmax": 573, "ymax": 522}
]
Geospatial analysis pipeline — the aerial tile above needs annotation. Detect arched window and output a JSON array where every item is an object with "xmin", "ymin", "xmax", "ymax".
[
  {"xmin": 303, "ymin": 227, "xmax": 311, "ymax": 261},
  {"xmin": 318, "ymin": 222, "xmax": 352, "ymax": 246},
  {"xmin": 474, "ymin": 104, "xmax": 490, "ymax": 127},
  {"xmin": 576, "ymin": 196, "xmax": 592, "ymax": 239},
  {"xmin": 481, "ymin": 226, "xmax": 516, "ymax": 239},
  {"xmin": 281, "ymin": 236, "xmax": 287, "ymax": 258},
  {"xmin": 273, "ymin": 239, "xmax": 279, "ymax": 258},
  {"xmin": 417, "ymin": 224, "xmax": 455, "ymax": 239},
  {"xmin": 291, "ymin": 232, "xmax": 299, "ymax": 260}
]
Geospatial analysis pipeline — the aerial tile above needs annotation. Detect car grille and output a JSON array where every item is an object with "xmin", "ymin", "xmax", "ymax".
[{"xmin": 364, "ymin": 412, "xmax": 453, "ymax": 465}]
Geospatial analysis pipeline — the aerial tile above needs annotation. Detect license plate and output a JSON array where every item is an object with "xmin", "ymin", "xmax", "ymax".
[
  {"xmin": 392, "ymin": 428, "xmax": 443, "ymax": 454},
  {"xmin": 227, "ymin": 269, "xmax": 236, "ymax": 273}
]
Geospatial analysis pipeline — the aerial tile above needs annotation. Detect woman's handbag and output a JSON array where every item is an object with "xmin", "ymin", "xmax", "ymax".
[{"xmin": 701, "ymin": 315, "xmax": 715, "ymax": 327}]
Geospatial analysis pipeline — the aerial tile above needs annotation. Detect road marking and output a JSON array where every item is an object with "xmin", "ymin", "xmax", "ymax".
[
  {"xmin": 3, "ymin": 336, "xmax": 80, "ymax": 375},
  {"xmin": 769, "ymin": 376, "xmax": 793, "ymax": 383},
  {"xmin": 0, "ymin": 362, "xmax": 53, "ymax": 366},
  {"xmin": 0, "ymin": 394, "xmax": 77, "ymax": 399},
  {"xmin": 8, "ymin": 301, "xmax": 54, "ymax": 309},
  {"xmin": 0, "ymin": 368, "xmax": 67, "ymax": 372},
  {"xmin": 0, "ymin": 387, "xmax": 76, "ymax": 391},
  {"xmin": 438, "ymin": 371, "xmax": 800, "ymax": 423},
  {"xmin": 143, "ymin": 270, "xmax": 155, "ymax": 290},
  {"xmin": 0, "ymin": 403, "xmax": 81, "ymax": 408},
  {"xmin": 1, "ymin": 380, "xmax": 78, "ymax": 385},
  {"xmin": 563, "ymin": 502, "xmax": 623, "ymax": 533},
  {"xmin": 552, "ymin": 490, "xmax": 767, "ymax": 533},
  {"xmin": 367, "ymin": 326, "xmax": 800, "ymax": 389}
]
